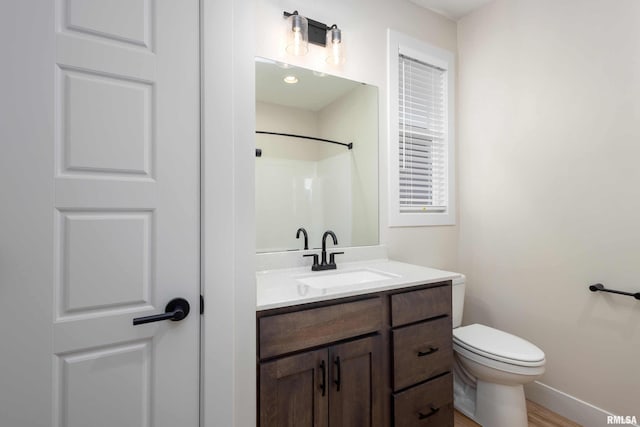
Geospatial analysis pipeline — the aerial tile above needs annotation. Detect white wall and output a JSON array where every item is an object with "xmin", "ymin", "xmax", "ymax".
[
  {"xmin": 256, "ymin": 101, "xmax": 322, "ymax": 161},
  {"xmin": 255, "ymin": 0, "xmax": 459, "ymax": 270},
  {"xmin": 317, "ymin": 153, "xmax": 353, "ymax": 246},
  {"xmin": 255, "ymin": 102, "xmax": 323, "ymax": 251},
  {"xmin": 255, "ymin": 101, "xmax": 354, "ymax": 250},
  {"xmin": 319, "ymin": 85, "xmax": 379, "ymax": 248},
  {"xmin": 0, "ymin": 2, "xmax": 55, "ymax": 425},
  {"xmin": 458, "ymin": 0, "xmax": 640, "ymax": 418},
  {"xmin": 202, "ymin": 1, "xmax": 255, "ymax": 426}
]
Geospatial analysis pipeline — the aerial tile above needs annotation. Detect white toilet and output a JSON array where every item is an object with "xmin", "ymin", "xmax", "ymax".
[{"xmin": 452, "ymin": 275, "xmax": 545, "ymax": 427}]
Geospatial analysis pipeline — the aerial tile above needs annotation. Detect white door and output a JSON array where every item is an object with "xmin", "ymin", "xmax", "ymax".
[{"xmin": 0, "ymin": 1, "xmax": 200, "ymax": 426}]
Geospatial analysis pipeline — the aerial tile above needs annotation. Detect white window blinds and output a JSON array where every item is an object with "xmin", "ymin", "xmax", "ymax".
[{"xmin": 398, "ymin": 54, "xmax": 448, "ymax": 213}]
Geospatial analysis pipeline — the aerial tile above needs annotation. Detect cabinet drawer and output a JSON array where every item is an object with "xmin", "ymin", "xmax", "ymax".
[
  {"xmin": 259, "ymin": 297, "xmax": 382, "ymax": 359},
  {"xmin": 392, "ymin": 316, "xmax": 452, "ymax": 390},
  {"xmin": 393, "ymin": 373, "xmax": 453, "ymax": 427},
  {"xmin": 390, "ymin": 284, "xmax": 451, "ymax": 327}
]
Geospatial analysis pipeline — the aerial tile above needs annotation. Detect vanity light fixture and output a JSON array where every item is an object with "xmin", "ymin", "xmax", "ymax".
[{"xmin": 283, "ymin": 11, "xmax": 345, "ymax": 64}]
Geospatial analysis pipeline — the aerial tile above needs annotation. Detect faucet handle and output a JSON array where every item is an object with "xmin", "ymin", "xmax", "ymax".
[
  {"xmin": 329, "ymin": 252, "xmax": 344, "ymax": 265},
  {"xmin": 303, "ymin": 253, "xmax": 320, "ymax": 267}
]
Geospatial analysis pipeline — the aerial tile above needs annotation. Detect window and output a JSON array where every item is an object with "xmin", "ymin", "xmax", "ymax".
[{"xmin": 388, "ymin": 30, "xmax": 455, "ymax": 226}]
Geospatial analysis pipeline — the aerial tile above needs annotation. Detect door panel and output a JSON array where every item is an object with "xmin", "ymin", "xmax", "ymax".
[
  {"xmin": 329, "ymin": 336, "xmax": 383, "ymax": 427},
  {"xmin": 260, "ymin": 349, "xmax": 329, "ymax": 427},
  {"xmin": 64, "ymin": 0, "xmax": 152, "ymax": 48},
  {"xmin": 58, "ymin": 211, "xmax": 151, "ymax": 315},
  {"xmin": 60, "ymin": 68, "xmax": 153, "ymax": 177},
  {"xmin": 58, "ymin": 341, "xmax": 151, "ymax": 426},
  {"xmin": 50, "ymin": 0, "xmax": 200, "ymax": 426}
]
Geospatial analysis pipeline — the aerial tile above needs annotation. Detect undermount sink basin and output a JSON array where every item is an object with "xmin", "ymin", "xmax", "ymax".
[{"xmin": 297, "ymin": 269, "xmax": 400, "ymax": 290}]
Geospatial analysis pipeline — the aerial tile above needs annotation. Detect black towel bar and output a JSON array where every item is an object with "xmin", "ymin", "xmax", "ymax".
[{"xmin": 589, "ymin": 283, "xmax": 640, "ymax": 300}]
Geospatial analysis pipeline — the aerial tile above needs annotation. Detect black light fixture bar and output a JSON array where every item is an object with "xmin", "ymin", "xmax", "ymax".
[
  {"xmin": 589, "ymin": 283, "xmax": 640, "ymax": 300},
  {"xmin": 283, "ymin": 11, "xmax": 329, "ymax": 46},
  {"xmin": 255, "ymin": 130, "xmax": 353, "ymax": 156}
]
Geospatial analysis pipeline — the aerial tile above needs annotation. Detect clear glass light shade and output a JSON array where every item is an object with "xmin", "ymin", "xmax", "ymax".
[
  {"xmin": 326, "ymin": 25, "xmax": 345, "ymax": 65},
  {"xmin": 285, "ymin": 14, "xmax": 309, "ymax": 56}
]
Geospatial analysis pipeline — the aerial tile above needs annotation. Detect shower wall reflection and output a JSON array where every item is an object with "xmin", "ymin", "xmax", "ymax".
[{"xmin": 255, "ymin": 58, "xmax": 379, "ymax": 252}]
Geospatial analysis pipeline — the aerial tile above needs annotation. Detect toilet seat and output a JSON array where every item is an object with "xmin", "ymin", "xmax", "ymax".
[
  {"xmin": 454, "ymin": 342, "xmax": 546, "ymax": 377},
  {"xmin": 453, "ymin": 324, "xmax": 545, "ymax": 368}
]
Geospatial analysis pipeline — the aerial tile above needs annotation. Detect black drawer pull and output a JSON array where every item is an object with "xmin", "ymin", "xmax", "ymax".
[
  {"xmin": 319, "ymin": 360, "xmax": 326, "ymax": 396},
  {"xmin": 418, "ymin": 406, "xmax": 440, "ymax": 420},
  {"xmin": 334, "ymin": 356, "xmax": 341, "ymax": 391},
  {"xmin": 417, "ymin": 346, "xmax": 439, "ymax": 357}
]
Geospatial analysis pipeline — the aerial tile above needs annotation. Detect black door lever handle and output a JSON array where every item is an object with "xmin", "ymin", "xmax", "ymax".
[{"xmin": 133, "ymin": 298, "xmax": 191, "ymax": 325}]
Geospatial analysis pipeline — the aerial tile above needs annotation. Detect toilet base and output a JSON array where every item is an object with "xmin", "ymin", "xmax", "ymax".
[{"xmin": 475, "ymin": 381, "xmax": 528, "ymax": 427}]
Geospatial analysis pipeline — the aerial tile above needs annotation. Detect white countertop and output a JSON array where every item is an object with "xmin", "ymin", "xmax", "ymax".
[{"xmin": 256, "ymin": 258, "xmax": 461, "ymax": 311}]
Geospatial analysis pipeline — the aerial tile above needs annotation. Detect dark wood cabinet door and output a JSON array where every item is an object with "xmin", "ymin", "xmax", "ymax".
[
  {"xmin": 259, "ymin": 349, "xmax": 329, "ymax": 427},
  {"xmin": 328, "ymin": 335, "xmax": 383, "ymax": 427}
]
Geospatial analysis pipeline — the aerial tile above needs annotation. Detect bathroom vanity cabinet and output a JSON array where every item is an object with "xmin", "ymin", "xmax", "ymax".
[{"xmin": 257, "ymin": 281, "xmax": 453, "ymax": 427}]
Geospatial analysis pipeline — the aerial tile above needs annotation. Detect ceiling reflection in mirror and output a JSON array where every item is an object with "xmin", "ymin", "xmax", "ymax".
[{"xmin": 255, "ymin": 57, "xmax": 379, "ymax": 253}]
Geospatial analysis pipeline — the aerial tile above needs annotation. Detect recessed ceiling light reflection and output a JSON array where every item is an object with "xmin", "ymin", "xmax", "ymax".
[{"xmin": 283, "ymin": 75, "xmax": 299, "ymax": 84}]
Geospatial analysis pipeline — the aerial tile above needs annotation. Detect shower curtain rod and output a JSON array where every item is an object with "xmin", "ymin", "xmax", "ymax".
[{"xmin": 255, "ymin": 130, "xmax": 353, "ymax": 150}]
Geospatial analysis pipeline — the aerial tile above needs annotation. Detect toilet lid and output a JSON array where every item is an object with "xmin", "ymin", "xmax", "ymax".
[{"xmin": 453, "ymin": 324, "xmax": 545, "ymax": 365}]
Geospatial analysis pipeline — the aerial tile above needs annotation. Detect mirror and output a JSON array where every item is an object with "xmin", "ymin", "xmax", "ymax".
[{"xmin": 255, "ymin": 57, "xmax": 379, "ymax": 253}]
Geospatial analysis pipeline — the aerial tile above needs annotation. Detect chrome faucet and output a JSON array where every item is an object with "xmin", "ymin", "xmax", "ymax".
[
  {"xmin": 303, "ymin": 230, "xmax": 343, "ymax": 271},
  {"xmin": 296, "ymin": 227, "xmax": 308, "ymax": 250}
]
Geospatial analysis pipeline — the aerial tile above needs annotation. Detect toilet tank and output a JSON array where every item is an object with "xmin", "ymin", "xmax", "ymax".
[{"xmin": 452, "ymin": 274, "xmax": 466, "ymax": 328}]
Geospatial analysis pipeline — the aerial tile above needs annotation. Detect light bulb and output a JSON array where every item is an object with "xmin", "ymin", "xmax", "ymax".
[
  {"xmin": 325, "ymin": 25, "xmax": 345, "ymax": 65},
  {"xmin": 285, "ymin": 13, "xmax": 309, "ymax": 56}
]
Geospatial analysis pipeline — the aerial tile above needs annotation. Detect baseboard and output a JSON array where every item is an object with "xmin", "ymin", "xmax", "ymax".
[{"xmin": 525, "ymin": 381, "xmax": 639, "ymax": 427}]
